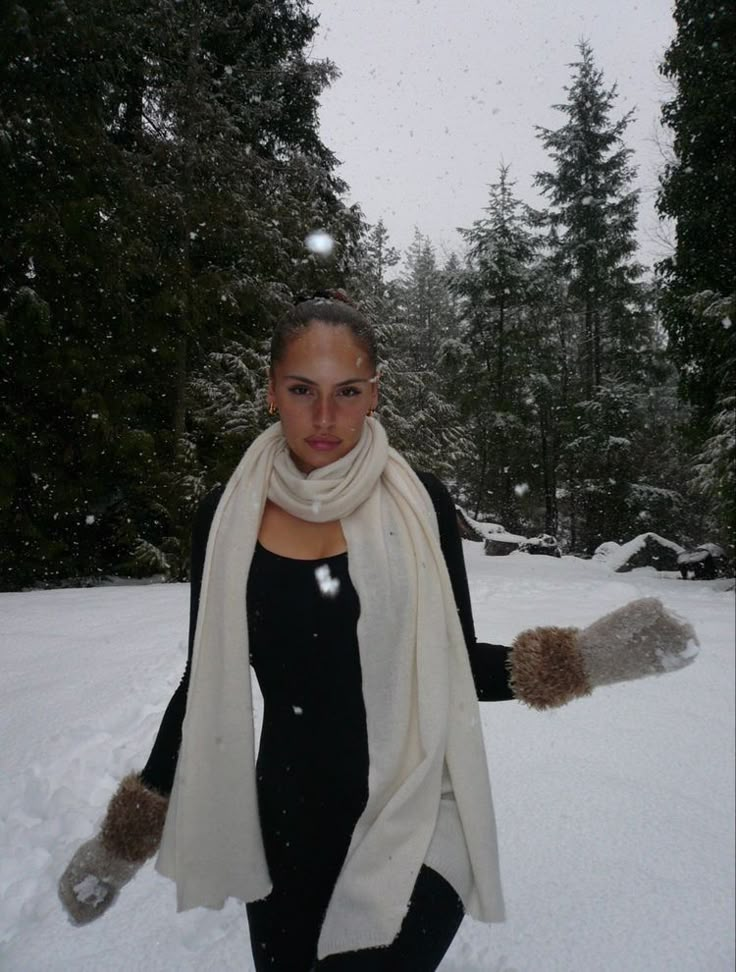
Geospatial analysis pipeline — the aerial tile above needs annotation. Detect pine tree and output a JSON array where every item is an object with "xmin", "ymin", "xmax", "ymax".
[
  {"xmin": 0, "ymin": 0, "xmax": 153, "ymax": 588},
  {"xmin": 114, "ymin": 0, "xmax": 362, "ymax": 577},
  {"xmin": 656, "ymin": 1, "xmax": 735, "ymax": 550},
  {"xmin": 456, "ymin": 166, "xmax": 538, "ymax": 406},
  {"xmin": 535, "ymin": 41, "xmax": 643, "ymax": 398},
  {"xmin": 188, "ymin": 337, "xmax": 272, "ymax": 484},
  {"xmin": 0, "ymin": 0, "xmax": 360, "ymax": 589},
  {"xmin": 353, "ymin": 220, "xmax": 401, "ymax": 302},
  {"xmin": 656, "ymin": 0, "xmax": 736, "ymax": 426},
  {"xmin": 693, "ymin": 396, "xmax": 736, "ymax": 546},
  {"xmin": 378, "ymin": 232, "xmax": 469, "ymax": 479},
  {"xmin": 451, "ymin": 167, "xmax": 542, "ymax": 522},
  {"xmin": 521, "ymin": 260, "xmax": 574, "ymax": 537},
  {"xmin": 344, "ymin": 219, "xmax": 401, "ymax": 433},
  {"xmin": 532, "ymin": 43, "xmax": 674, "ymax": 551}
]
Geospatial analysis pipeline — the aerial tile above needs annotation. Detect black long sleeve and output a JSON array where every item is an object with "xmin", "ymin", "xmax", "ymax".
[
  {"xmin": 415, "ymin": 471, "xmax": 514, "ymax": 703},
  {"xmin": 140, "ymin": 485, "xmax": 224, "ymax": 795}
]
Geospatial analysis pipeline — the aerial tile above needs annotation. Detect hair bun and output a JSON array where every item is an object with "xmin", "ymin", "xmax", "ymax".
[
  {"xmin": 295, "ymin": 289, "xmax": 357, "ymax": 308},
  {"xmin": 327, "ymin": 289, "xmax": 356, "ymax": 307}
]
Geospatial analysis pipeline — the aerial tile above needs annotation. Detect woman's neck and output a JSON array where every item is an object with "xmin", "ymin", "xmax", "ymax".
[{"xmin": 258, "ymin": 500, "xmax": 348, "ymax": 560}]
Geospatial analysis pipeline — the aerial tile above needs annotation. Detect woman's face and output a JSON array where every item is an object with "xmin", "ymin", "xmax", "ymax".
[{"xmin": 268, "ymin": 321, "xmax": 379, "ymax": 474}]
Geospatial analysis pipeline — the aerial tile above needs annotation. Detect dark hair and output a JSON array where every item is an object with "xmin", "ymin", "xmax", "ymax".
[{"xmin": 270, "ymin": 290, "xmax": 378, "ymax": 372}]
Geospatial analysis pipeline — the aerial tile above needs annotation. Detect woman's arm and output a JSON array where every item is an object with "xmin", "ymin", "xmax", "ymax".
[
  {"xmin": 139, "ymin": 485, "xmax": 225, "ymax": 794},
  {"xmin": 59, "ymin": 486, "xmax": 226, "ymax": 925},
  {"xmin": 415, "ymin": 470, "xmax": 514, "ymax": 702},
  {"xmin": 415, "ymin": 471, "xmax": 697, "ymax": 710}
]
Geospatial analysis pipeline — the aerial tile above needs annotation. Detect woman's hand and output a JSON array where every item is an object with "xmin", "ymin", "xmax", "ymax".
[
  {"xmin": 58, "ymin": 836, "xmax": 141, "ymax": 924},
  {"xmin": 508, "ymin": 597, "xmax": 698, "ymax": 710},
  {"xmin": 58, "ymin": 774, "xmax": 168, "ymax": 924}
]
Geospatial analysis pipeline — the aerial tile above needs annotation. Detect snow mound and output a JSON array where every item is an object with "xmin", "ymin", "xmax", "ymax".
[
  {"xmin": 457, "ymin": 509, "xmax": 508, "ymax": 540},
  {"xmin": 593, "ymin": 533, "xmax": 684, "ymax": 572}
]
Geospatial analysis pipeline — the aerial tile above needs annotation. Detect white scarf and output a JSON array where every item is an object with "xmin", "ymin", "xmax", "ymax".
[{"xmin": 156, "ymin": 418, "xmax": 504, "ymax": 958}]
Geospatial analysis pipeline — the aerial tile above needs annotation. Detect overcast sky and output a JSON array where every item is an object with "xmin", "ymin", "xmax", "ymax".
[{"xmin": 310, "ymin": 0, "xmax": 676, "ymax": 270}]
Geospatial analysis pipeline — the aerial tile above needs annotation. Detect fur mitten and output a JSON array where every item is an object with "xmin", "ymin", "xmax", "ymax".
[
  {"xmin": 509, "ymin": 597, "xmax": 699, "ymax": 710},
  {"xmin": 58, "ymin": 774, "xmax": 168, "ymax": 925}
]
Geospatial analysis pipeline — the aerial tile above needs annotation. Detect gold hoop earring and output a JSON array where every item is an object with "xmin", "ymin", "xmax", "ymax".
[
  {"xmin": 366, "ymin": 408, "xmax": 374, "ymax": 417},
  {"xmin": 268, "ymin": 402, "xmax": 277, "ymax": 416}
]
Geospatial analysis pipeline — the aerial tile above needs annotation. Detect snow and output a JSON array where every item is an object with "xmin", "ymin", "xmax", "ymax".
[
  {"xmin": 460, "ymin": 510, "xmax": 525, "ymax": 543},
  {"xmin": 678, "ymin": 549, "xmax": 710, "ymax": 565},
  {"xmin": 314, "ymin": 564, "xmax": 340, "ymax": 598},
  {"xmin": 696, "ymin": 543, "xmax": 726, "ymax": 558},
  {"xmin": 593, "ymin": 532, "xmax": 684, "ymax": 571},
  {"xmin": 486, "ymin": 530, "xmax": 528, "ymax": 545},
  {"xmin": 72, "ymin": 875, "xmax": 107, "ymax": 908},
  {"xmin": 304, "ymin": 230, "xmax": 334, "ymax": 256},
  {"xmin": 1, "ymin": 552, "xmax": 733, "ymax": 971}
]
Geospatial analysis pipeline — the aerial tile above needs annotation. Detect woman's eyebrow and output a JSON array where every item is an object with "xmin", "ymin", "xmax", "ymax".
[{"xmin": 284, "ymin": 374, "xmax": 370, "ymax": 386}]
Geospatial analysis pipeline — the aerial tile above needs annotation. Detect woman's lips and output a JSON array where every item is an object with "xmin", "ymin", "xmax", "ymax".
[{"xmin": 305, "ymin": 436, "xmax": 342, "ymax": 451}]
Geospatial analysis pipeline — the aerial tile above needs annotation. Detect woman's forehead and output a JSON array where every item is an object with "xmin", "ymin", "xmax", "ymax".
[{"xmin": 277, "ymin": 322, "xmax": 374, "ymax": 373}]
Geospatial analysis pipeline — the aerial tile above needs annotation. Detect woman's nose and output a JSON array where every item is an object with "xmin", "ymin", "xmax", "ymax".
[{"xmin": 313, "ymin": 395, "xmax": 336, "ymax": 427}]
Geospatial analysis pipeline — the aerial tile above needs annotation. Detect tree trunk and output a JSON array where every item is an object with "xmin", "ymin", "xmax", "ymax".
[
  {"xmin": 496, "ymin": 296, "xmax": 506, "ymax": 406},
  {"xmin": 172, "ymin": 15, "xmax": 201, "ymax": 443},
  {"xmin": 119, "ymin": 59, "xmax": 144, "ymax": 149},
  {"xmin": 174, "ymin": 330, "xmax": 187, "ymax": 442},
  {"xmin": 593, "ymin": 304, "xmax": 602, "ymax": 389},
  {"xmin": 541, "ymin": 405, "xmax": 558, "ymax": 535},
  {"xmin": 584, "ymin": 295, "xmax": 594, "ymax": 399},
  {"xmin": 569, "ymin": 483, "xmax": 578, "ymax": 551},
  {"xmin": 474, "ymin": 432, "xmax": 488, "ymax": 519}
]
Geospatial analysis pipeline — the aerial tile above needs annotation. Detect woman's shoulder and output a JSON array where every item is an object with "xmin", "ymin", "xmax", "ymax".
[
  {"xmin": 412, "ymin": 469, "xmax": 456, "ymax": 524},
  {"xmin": 413, "ymin": 469, "xmax": 452, "ymax": 506}
]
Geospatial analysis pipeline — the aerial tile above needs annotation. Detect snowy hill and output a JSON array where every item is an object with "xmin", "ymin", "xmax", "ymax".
[{"xmin": 1, "ymin": 546, "xmax": 733, "ymax": 971}]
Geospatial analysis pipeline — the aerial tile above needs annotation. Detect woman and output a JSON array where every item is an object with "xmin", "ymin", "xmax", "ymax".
[{"xmin": 59, "ymin": 293, "xmax": 697, "ymax": 971}]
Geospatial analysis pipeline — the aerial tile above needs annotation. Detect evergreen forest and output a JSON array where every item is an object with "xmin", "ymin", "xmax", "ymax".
[{"xmin": 2, "ymin": 1, "xmax": 734, "ymax": 590}]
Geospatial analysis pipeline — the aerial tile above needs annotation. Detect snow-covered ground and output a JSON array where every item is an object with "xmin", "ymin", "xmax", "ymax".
[{"xmin": 1, "ymin": 545, "xmax": 733, "ymax": 971}]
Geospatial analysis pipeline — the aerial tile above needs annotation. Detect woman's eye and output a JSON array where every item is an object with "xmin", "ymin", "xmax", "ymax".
[
  {"xmin": 288, "ymin": 385, "xmax": 312, "ymax": 396},
  {"xmin": 338, "ymin": 386, "xmax": 360, "ymax": 398}
]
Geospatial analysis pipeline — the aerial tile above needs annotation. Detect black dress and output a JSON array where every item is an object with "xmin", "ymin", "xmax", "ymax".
[{"xmin": 244, "ymin": 544, "xmax": 368, "ymax": 962}]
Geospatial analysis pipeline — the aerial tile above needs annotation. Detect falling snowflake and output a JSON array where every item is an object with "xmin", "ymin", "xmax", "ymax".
[
  {"xmin": 305, "ymin": 230, "xmax": 334, "ymax": 256},
  {"xmin": 315, "ymin": 564, "xmax": 340, "ymax": 598}
]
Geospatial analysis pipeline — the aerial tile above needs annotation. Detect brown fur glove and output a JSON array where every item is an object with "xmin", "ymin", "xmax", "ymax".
[
  {"xmin": 508, "ymin": 597, "xmax": 699, "ymax": 710},
  {"xmin": 58, "ymin": 774, "xmax": 168, "ymax": 925}
]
